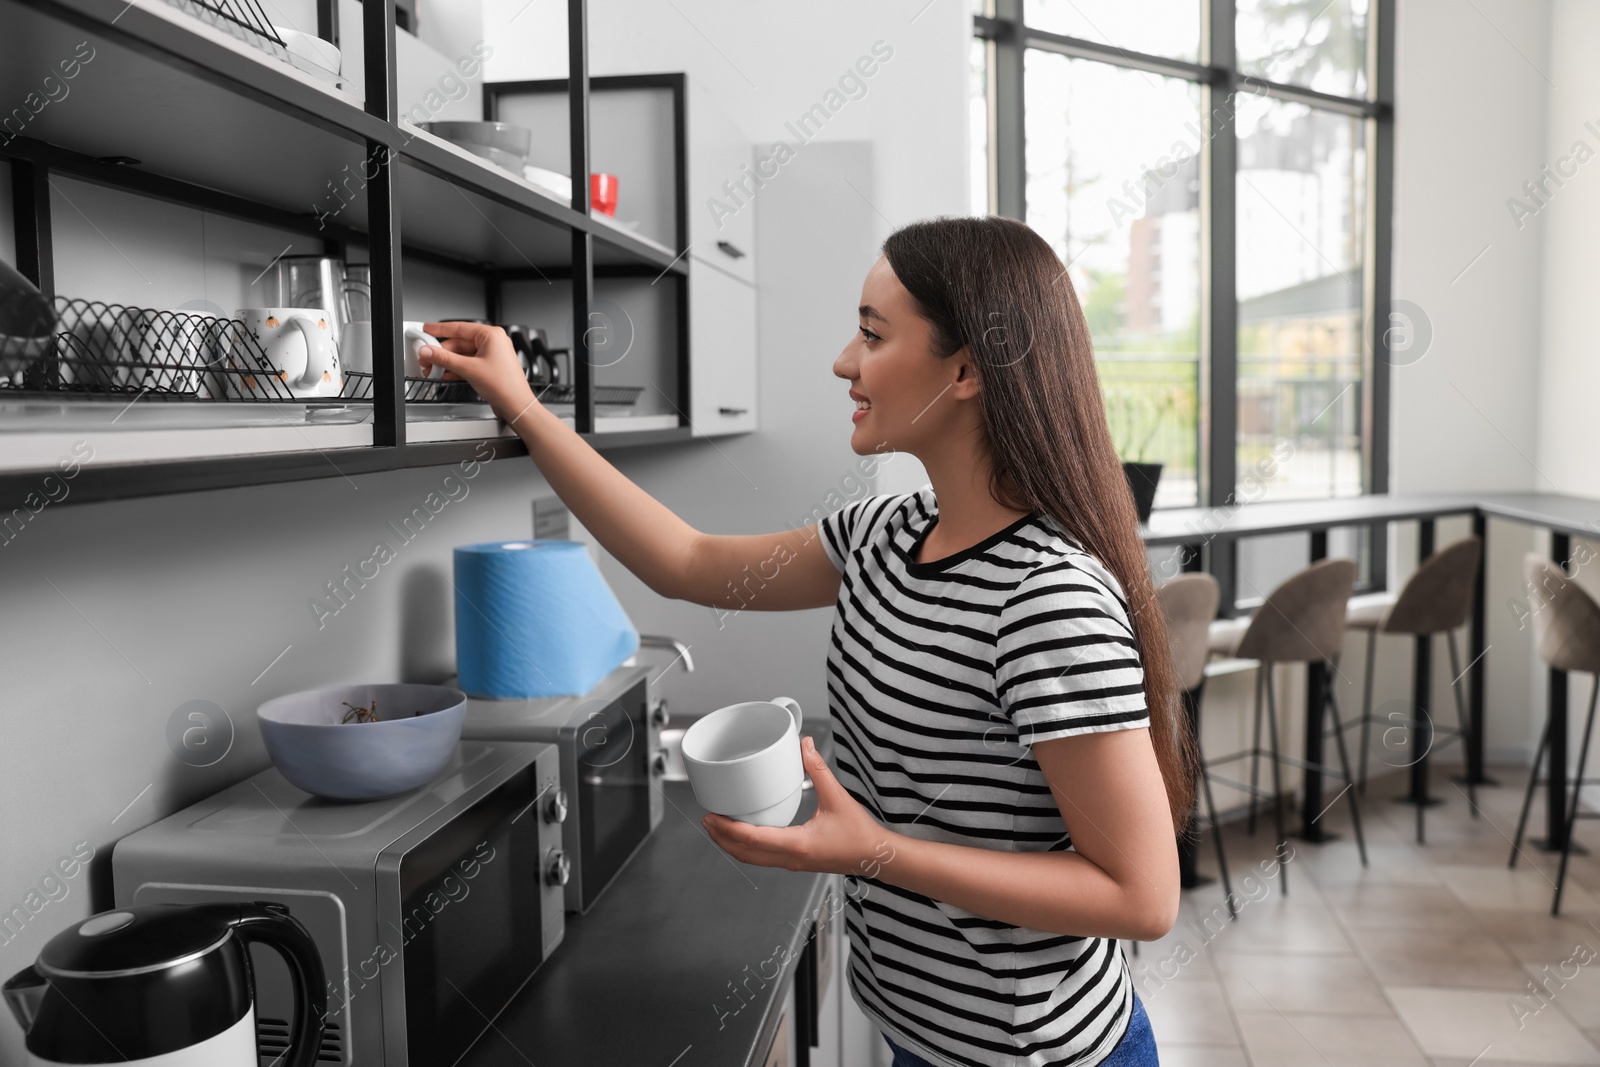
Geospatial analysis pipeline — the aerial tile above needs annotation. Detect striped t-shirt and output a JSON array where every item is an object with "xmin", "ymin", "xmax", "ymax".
[{"xmin": 817, "ymin": 487, "xmax": 1150, "ymax": 1067}]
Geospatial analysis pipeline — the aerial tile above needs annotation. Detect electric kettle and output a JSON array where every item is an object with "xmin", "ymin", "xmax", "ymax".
[{"xmin": 3, "ymin": 901, "xmax": 326, "ymax": 1067}]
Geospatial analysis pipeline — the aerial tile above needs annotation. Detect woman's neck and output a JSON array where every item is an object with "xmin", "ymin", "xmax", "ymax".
[{"xmin": 916, "ymin": 434, "xmax": 1032, "ymax": 560}]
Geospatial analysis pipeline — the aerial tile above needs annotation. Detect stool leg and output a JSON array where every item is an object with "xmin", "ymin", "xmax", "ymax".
[
  {"xmin": 1446, "ymin": 629, "xmax": 1479, "ymax": 818},
  {"xmin": 1327, "ymin": 682, "xmax": 1370, "ymax": 867},
  {"xmin": 1248, "ymin": 667, "xmax": 1264, "ymax": 836},
  {"xmin": 1553, "ymin": 679, "xmax": 1598, "ymax": 916},
  {"xmin": 1510, "ymin": 715, "xmax": 1551, "ymax": 868},
  {"xmin": 1203, "ymin": 770, "xmax": 1236, "ymax": 919},
  {"xmin": 1359, "ymin": 628, "xmax": 1377, "ymax": 794},
  {"xmin": 1264, "ymin": 664, "xmax": 1288, "ymax": 894},
  {"xmin": 1190, "ymin": 681, "xmax": 1236, "ymax": 920}
]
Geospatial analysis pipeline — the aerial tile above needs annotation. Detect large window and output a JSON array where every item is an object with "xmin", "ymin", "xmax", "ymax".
[{"xmin": 972, "ymin": 0, "xmax": 1391, "ymax": 511}]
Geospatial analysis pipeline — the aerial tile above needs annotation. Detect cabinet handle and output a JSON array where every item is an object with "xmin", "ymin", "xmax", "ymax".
[
  {"xmin": 718, "ymin": 406, "xmax": 749, "ymax": 416},
  {"xmin": 716, "ymin": 241, "xmax": 746, "ymax": 259}
]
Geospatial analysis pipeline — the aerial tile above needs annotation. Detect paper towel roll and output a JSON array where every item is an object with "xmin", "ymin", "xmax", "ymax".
[{"xmin": 454, "ymin": 540, "xmax": 640, "ymax": 698}]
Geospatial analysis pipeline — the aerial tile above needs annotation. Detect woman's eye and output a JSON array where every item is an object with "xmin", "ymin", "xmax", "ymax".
[{"xmin": 859, "ymin": 326, "xmax": 880, "ymax": 343}]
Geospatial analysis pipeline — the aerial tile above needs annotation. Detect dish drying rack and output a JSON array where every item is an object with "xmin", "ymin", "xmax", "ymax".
[
  {"xmin": 158, "ymin": 0, "xmax": 288, "ymax": 52},
  {"xmin": 0, "ymin": 298, "xmax": 643, "ymax": 408}
]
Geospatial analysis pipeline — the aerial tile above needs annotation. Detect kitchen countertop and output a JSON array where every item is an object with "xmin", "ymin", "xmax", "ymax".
[{"xmin": 457, "ymin": 723, "xmax": 836, "ymax": 1067}]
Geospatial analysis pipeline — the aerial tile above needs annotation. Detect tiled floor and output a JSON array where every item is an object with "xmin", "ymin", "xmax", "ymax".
[{"xmin": 1135, "ymin": 764, "xmax": 1600, "ymax": 1067}]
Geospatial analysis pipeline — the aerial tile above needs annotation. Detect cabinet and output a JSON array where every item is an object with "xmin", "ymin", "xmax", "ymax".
[
  {"xmin": 689, "ymin": 258, "xmax": 757, "ymax": 436},
  {"xmin": 687, "ymin": 89, "xmax": 756, "ymax": 286}
]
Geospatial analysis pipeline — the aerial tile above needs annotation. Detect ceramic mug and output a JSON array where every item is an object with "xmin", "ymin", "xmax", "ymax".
[
  {"xmin": 339, "ymin": 321, "xmax": 444, "ymax": 380},
  {"xmin": 235, "ymin": 308, "xmax": 342, "ymax": 398},
  {"xmin": 161, "ymin": 311, "xmax": 230, "ymax": 396},
  {"xmin": 681, "ymin": 697, "xmax": 806, "ymax": 827}
]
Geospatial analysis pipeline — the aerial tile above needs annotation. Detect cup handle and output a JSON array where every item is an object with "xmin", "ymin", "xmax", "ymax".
[
  {"xmin": 287, "ymin": 315, "xmax": 335, "ymax": 389},
  {"xmin": 405, "ymin": 326, "xmax": 444, "ymax": 379},
  {"xmin": 771, "ymin": 697, "xmax": 803, "ymax": 735}
]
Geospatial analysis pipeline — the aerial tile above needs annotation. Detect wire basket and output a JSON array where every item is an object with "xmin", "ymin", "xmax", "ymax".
[
  {"xmin": 0, "ymin": 298, "xmax": 345, "ymax": 403},
  {"xmin": 536, "ymin": 382, "xmax": 644, "ymax": 406},
  {"xmin": 340, "ymin": 371, "xmax": 479, "ymax": 404},
  {"xmin": 0, "ymin": 298, "xmax": 649, "ymax": 410},
  {"xmin": 158, "ymin": 0, "xmax": 286, "ymax": 48}
]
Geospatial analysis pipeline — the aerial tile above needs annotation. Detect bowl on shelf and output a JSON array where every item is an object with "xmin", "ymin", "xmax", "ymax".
[{"xmin": 257, "ymin": 683, "xmax": 466, "ymax": 801}]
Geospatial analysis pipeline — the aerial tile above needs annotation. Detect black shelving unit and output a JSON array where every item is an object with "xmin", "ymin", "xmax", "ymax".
[
  {"xmin": 0, "ymin": 0, "xmax": 694, "ymax": 508},
  {"xmin": 485, "ymin": 72, "xmax": 691, "ymax": 437}
]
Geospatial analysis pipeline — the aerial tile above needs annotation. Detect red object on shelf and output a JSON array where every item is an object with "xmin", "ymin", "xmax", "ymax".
[{"xmin": 590, "ymin": 173, "xmax": 618, "ymax": 216}]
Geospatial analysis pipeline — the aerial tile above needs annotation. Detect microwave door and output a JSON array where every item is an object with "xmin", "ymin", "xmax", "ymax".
[{"xmin": 573, "ymin": 696, "xmax": 653, "ymax": 912}]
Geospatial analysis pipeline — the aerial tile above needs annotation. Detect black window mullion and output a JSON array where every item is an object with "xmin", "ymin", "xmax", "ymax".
[
  {"xmin": 1368, "ymin": 0, "xmax": 1395, "ymax": 498},
  {"xmin": 991, "ymin": 0, "xmax": 1026, "ymax": 221},
  {"xmin": 1204, "ymin": 0, "xmax": 1240, "ymax": 610}
]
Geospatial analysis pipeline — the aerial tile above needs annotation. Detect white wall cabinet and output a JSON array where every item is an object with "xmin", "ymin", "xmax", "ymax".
[
  {"xmin": 688, "ymin": 88, "xmax": 757, "ymax": 285},
  {"xmin": 689, "ymin": 256, "xmax": 758, "ymax": 437}
]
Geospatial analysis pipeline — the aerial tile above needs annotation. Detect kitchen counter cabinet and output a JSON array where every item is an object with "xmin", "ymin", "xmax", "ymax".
[{"xmin": 458, "ymin": 747, "xmax": 837, "ymax": 1067}]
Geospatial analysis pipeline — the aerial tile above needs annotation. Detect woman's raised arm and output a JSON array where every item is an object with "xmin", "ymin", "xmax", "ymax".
[{"xmin": 420, "ymin": 321, "xmax": 841, "ymax": 612}]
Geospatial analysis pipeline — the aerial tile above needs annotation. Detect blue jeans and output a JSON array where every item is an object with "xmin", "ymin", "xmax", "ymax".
[{"xmin": 884, "ymin": 994, "xmax": 1158, "ymax": 1067}]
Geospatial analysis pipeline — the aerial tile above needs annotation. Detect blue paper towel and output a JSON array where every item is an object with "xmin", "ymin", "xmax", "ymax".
[{"xmin": 454, "ymin": 540, "xmax": 640, "ymax": 699}]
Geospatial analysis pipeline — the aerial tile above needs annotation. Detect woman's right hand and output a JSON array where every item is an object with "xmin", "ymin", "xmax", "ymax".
[{"xmin": 419, "ymin": 321, "xmax": 539, "ymax": 427}]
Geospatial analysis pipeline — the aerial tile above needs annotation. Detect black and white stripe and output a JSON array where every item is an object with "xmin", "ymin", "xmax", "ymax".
[{"xmin": 818, "ymin": 488, "xmax": 1149, "ymax": 1067}]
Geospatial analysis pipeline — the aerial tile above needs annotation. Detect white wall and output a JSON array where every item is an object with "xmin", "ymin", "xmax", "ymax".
[
  {"xmin": 1532, "ymin": 0, "xmax": 1600, "ymax": 805},
  {"xmin": 1379, "ymin": 0, "xmax": 1552, "ymax": 769}
]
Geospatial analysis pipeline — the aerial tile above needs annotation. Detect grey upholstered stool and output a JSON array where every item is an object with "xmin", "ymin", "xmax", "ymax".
[
  {"xmin": 1206, "ymin": 559, "xmax": 1368, "ymax": 891},
  {"xmin": 1510, "ymin": 553, "xmax": 1600, "ymax": 915},
  {"xmin": 1158, "ymin": 573, "xmax": 1235, "ymax": 918},
  {"xmin": 1343, "ymin": 536, "xmax": 1483, "ymax": 842}
]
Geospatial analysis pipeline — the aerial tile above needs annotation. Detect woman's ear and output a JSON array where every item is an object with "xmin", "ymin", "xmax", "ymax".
[{"xmin": 949, "ymin": 347, "xmax": 982, "ymax": 400}]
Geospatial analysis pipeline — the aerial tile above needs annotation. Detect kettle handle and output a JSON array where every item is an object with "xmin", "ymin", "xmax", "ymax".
[{"xmin": 229, "ymin": 902, "xmax": 328, "ymax": 1067}]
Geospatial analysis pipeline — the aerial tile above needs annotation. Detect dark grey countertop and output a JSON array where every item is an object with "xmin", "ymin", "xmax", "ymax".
[{"xmin": 457, "ymin": 723, "xmax": 836, "ymax": 1067}]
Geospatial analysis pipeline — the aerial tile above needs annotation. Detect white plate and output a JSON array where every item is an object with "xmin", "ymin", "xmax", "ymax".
[{"xmin": 273, "ymin": 25, "xmax": 341, "ymax": 75}]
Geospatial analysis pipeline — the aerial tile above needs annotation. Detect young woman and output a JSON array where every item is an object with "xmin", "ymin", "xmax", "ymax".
[{"xmin": 419, "ymin": 215, "xmax": 1192, "ymax": 1067}]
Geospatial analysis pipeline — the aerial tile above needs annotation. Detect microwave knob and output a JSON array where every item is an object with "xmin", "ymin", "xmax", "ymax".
[
  {"xmin": 650, "ymin": 699, "xmax": 669, "ymax": 727},
  {"xmin": 543, "ymin": 788, "xmax": 569, "ymax": 825},
  {"xmin": 650, "ymin": 749, "xmax": 668, "ymax": 777},
  {"xmin": 545, "ymin": 850, "xmax": 571, "ymax": 887}
]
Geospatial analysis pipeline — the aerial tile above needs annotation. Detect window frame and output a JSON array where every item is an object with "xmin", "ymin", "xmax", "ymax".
[{"xmin": 972, "ymin": 0, "xmax": 1394, "ymax": 527}]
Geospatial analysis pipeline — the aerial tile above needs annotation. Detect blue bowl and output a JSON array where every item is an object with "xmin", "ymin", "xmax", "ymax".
[{"xmin": 257, "ymin": 684, "xmax": 466, "ymax": 801}]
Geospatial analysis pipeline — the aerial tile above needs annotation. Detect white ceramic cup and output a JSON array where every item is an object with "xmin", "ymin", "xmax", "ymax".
[
  {"xmin": 340, "ymin": 321, "xmax": 444, "ymax": 381},
  {"xmin": 402, "ymin": 321, "xmax": 445, "ymax": 379},
  {"xmin": 235, "ymin": 307, "xmax": 342, "ymax": 398},
  {"xmin": 682, "ymin": 697, "xmax": 806, "ymax": 827}
]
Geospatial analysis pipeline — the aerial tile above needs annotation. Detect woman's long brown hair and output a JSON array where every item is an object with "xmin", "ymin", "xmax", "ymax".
[{"xmin": 883, "ymin": 216, "xmax": 1196, "ymax": 833}]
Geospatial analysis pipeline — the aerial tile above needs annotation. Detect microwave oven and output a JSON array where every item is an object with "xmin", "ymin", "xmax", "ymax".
[
  {"xmin": 457, "ymin": 663, "xmax": 667, "ymax": 914},
  {"xmin": 112, "ymin": 740, "xmax": 566, "ymax": 1067}
]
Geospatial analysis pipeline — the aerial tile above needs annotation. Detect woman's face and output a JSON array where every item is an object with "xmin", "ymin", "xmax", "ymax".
[{"xmin": 833, "ymin": 255, "xmax": 974, "ymax": 456}]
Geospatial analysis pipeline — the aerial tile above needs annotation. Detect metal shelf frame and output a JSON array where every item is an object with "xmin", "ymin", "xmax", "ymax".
[{"xmin": 0, "ymin": 0, "xmax": 695, "ymax": 508}]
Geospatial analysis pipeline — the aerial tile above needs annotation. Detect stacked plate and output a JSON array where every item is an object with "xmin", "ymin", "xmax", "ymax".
[
  {"xmin": 420, "ymin": 121, "xmax": 533, "ymax": 176},
  {"xmin": 273, "ymin": 26, "xmax": 342, "ymax": 85}
]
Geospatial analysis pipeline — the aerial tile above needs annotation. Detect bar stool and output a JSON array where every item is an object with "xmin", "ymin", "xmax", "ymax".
[
  {"xmin": 1343, "ymin": 536, "xmax": 1483, "ymax": 840},
  {"xmin": 1509, "ymin": 554, "xmax": 1600, "ymax": 915},
  {"xmin": 1158, "ymin": 573, "xmax": 1235, "ymax": 918},
  {"xmin": 1205, "ymin": 559, "xmax": 1368, "ymax": 891}
]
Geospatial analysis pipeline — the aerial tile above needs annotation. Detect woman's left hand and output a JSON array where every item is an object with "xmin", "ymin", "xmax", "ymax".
[{"xmin": 703, "ymin": 736, "xmax": 899, "ymax": 878}]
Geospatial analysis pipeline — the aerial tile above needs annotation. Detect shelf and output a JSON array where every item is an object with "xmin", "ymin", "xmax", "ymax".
[
  {"xmin": 0, "ymin": 0, "xmax": 390, "ymax": 201},
  {"xmin": 0, "ymin": 423, "xmax": 700, "ymax": 508},
  {"xmin": 394, "ymin": 125, "xmax": 684, "ymax": 273},
  {"xmin": 0, "ymin": 404, "xmax": 372, "ymax": 469},
  {"xmin": 0, "ymin": 0, "xmax": 707, "ymax": 507}
]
